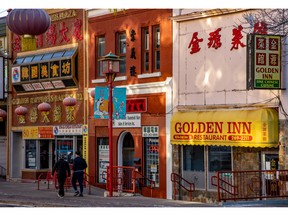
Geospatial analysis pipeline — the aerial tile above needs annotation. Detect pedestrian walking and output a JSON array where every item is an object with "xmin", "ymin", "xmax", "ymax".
[
  {"xmin": 72, "ymin": 151, "xmax": 87, "ymax": 197},
  {"xmin": 52, "ymin": 154, "xmax": 71, "ymax": 198}
]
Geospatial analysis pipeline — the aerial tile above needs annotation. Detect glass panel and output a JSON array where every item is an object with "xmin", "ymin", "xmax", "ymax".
[
  {"xmin": 63, "ymin": 49, "xmax": 77, "ymax": 57},
  {"xmin": 208, "ymin": 146, "xmax": 231, "ymax": 172},
  {"xmin": 98, "ymin": 138, "xmax": 109, "ymax": 183},
  {"xmin": 98, "ymin": 36, "xmax": 106, "ymax": 76},
  {"xmin": 208, "ymin": 146, "xmax": 232, "ymax": 190},
  {"xmin": 119, "ymin": 33, "xmax": 126, "ymax": 54},
  {"xmin": 183, "ymin": 146, "xmax": 205, "ymax": 189},
  {"xmin": 32, "ymin": 54, "xmax": 44, "ymax": 62},
  {"xmin": 52, "ymin": 51, "xmax": 65, "ymax": 58},
  {"xmin": 145, "ymin": 52, "xmax": 149, "ymax": 71},
  {"xmin": 13, "ymin": 57, "xmax": 25, "ymax": 64},
  {"xmin": 56, "ymin": 139, "xmax": 73, "ymax": 162},
  {"xmin": 155, "ymin": 50, "xmax": 160, "ymax": 70},
  {"xmin": 25, "ymin": 140, "xmax": 37, "ymax": 169},
  {"xmin": 23, "ymin": 56, "xmax": 34, "ymax": 63},
  {"xmin": 42, "ymin": 53, "xmax": 53, "ymax": 60},
  {"xmin": 119, "ymin": 56, "xmax": 126, "ymax": 74},
  {"xmin": 144, "ymin": 138, "xmax": 159, "ymax": 187},
  {"xmin": 145, "ymin": 29, "xmax": 149, "ymax": 50},
  {"xmin": 40, "ymin": 140, "xmax": 49, "ymax": 169}
]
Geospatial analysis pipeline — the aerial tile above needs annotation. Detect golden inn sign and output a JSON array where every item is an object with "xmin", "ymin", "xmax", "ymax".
[{"xmin": 11, "ymin": 45, "xmax": 78, "ymax": 92}]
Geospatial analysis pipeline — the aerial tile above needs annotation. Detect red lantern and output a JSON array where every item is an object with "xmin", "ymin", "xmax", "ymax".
[
  {"xmin": 37, "ymin": 102, "xmax": 51, "ymax": 112},
  {"xmin": 90, "ymin": 89, "xmax": 95, "ymax": 98},
  {"xmin": 63, "ymin": 97, "xmax": 77, "ymax": 106},
  {"xmin": 15, "ymin": 106, "xmax": 28, "ymax": 116},
  {"xmin": 6, "ymin": 9, "xmax": 51, "ymax": 36},
  {"xmin": 0, "ymin": 109, "xmax": 7, "ymax": 118}
]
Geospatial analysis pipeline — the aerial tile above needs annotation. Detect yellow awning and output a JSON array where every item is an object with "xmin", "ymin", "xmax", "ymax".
[{"xmin": 170, "ymin": 108, "xmax": 279, "ymax": 148}]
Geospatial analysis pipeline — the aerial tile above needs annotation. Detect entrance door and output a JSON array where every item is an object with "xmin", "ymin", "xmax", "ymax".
[
  {"xmin": 261, "ymin": 152, "xmax": 279, "ymax": 196},
  {"xmin": 122, "ymin": 133, "xmax": 134, "ymax": 166}
]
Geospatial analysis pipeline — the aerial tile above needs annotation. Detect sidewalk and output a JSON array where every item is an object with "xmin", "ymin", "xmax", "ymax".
[{"xmin": 0, "ymin": 179, "xmax": 218, "ymax": 207}]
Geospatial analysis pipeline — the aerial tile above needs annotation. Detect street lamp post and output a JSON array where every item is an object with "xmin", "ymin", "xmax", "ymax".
[{"xmin": 99, "ymin": 52, "xmax": 120, "ymax": 197}]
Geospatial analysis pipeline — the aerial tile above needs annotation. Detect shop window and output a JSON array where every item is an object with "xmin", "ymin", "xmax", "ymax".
[
  {"xmin": 97, "ymin": 138, "xmax": 109, "ymax": 183},
  {"xmin": 25, "ymin": 140, "xmax": 36, "ymax": 169},
  {"xmin": 183, "ymin": 146, "xmax": 204, "ymax": 171},
  {"xmin": 116, "ymin": 32, "xmax": 126, "ymax": 74},
  {"xmin": 141, "ymin": 25, "xmax": 161, "ymax": 73},
  {"xmin": 96, "ymin": 35, "xmax": 106, "ymax": 77},
  {"xmin": 182, "ymin": 145, "xmax": 232, "ymax": 190},
  {"xmin": 144, "ymin": 138, "xmax": 159, "ymax": 187},
  {"xmin": 153, "ymin": 25, "xmax": 160, "ymax": 71},
  {"xmin": 208, "ymin": 146, "xmax": 232, "ymax": 172},
  {"xmin": 56, "ymin": 138, "xmax": 73, "ymax": 163},
  {"xmin": 40, "ymin": 140, "xmax": 49, "ymax": 169}
]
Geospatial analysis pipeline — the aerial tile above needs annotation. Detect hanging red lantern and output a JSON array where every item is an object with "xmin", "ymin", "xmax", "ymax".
[
  {"xmin": 6, "ymin": 9, "xmax": 51, "ymax": 51},
  {"xmin": 0, "ymin": 109, "xmax": 7, "ymax": 118},
  {"xmin": 15, "ymin": 106, "xmax": 28, "ymax": 116},
  {"xmin": 90, "ymin": 89, "xmax": 95, "ymax": 98},
  {"xmin": 7, "ymin": 9, "xmax": 51, "ymax": 36},
  {"xmin": 63, "ymin": 97, "xmax": 77, "ymax": 106},
  {"xmin": 37, "ymin": 102, "xmax": 51, "ymax": 112}
]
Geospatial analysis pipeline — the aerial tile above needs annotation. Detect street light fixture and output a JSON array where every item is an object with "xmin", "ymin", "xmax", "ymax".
[{"xmin": 99, "ymin": 51, "xmax": 120, "ymax": 197}]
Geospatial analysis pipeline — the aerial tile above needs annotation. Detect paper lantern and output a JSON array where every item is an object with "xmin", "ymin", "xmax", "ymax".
[
  {"xmin": 37, "ymin": 102, "xmax": 51, "ymax": 112},
  {"xmin": 15, "ymin": 106, "xmax": 28, "ymax": 115},
  {"xmin": 63, "ymin": 97, "xmax": 77, "ymax": 106},
  {"xmin": 0, "ymin": 109, "xmax": 7, "ymax": 118}
]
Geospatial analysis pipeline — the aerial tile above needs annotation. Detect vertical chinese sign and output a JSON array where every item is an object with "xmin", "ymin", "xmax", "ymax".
[{"xmin": 251, "ymin": 34, "xmax": 281, "ymax": 89}]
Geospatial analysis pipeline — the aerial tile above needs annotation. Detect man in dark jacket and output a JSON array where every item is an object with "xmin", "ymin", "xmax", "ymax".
[
  {"xmin": 72, "ymin": 151, "xmax": 87, "ymax": 197},
  {"xmin": 52, "ymin": 155, "xmax": 71, "ymax": 198}
]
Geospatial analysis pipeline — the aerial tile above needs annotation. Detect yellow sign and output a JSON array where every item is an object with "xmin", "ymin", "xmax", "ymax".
[
  {"xmin": 23, "ymin": 127, "xmax": 38, "ymax": 139},
  {"xmin": 82, "ymin": 124, "xmax": 89, "ymax": 173},
  {"xmin": 170, "ymin": 108, "xmax": 278, "ymax": 148}
]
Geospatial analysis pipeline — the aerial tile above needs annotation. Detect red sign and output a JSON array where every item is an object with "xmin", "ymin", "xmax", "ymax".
[
  {"xmin": 126, "ymin": 98, "xmax": 147, "ymax": 113},
  {"xmin": 38, "ymin": 126, "xmax": 54, "ymax": 139}
]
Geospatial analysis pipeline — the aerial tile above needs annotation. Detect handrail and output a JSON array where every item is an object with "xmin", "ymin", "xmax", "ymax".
[
  {"xmin": 134, "ymin": 171, "xmax": 156, "ymax": 189},
  {"xmin": 83, "ymin": 170, "xmax": 94, "ymax": 194},
  {"xmin": 134, "ymin": 171, "xmax": 155, "ymax": 197},
  {"xmin": 211, "ymin": 175, "xmax": 238, "ymax": 196},
  {"xmin": 170, "ymin": 172, "xmax": 195, "ymax": 201}
]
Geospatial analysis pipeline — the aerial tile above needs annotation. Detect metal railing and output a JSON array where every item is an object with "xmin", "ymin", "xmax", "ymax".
[
  {"xmin": 102, "ymin": 166, "xmax": 156, "ymax": 195},
  {"xmin": 170, "ymin": 172, "xmax": 195, "ymax": 201},
  {"xmin": 211, "ymin": 169, "xmax": 288, "ymax": 202},
  {"xmin": 37, "ymin": 170, "xmax": 93, "ymax": 194}
]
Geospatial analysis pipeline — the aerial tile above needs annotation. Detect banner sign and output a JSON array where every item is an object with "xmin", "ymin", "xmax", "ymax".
[
  {"xmin": 94, "ymin": 86, "xmax": 126, "ymax": 119},
  {"xmin": 252, "ymin": 34, "xmax": 281, "ymax": 89},
  {"xmin": 171, "ymin": 109, "xmax": 278, "ymax": 148}
]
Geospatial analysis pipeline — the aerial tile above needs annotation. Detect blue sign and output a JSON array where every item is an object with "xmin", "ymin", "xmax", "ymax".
[{"xmin": 94, "ymin": 86, "xmax": 126, "ymax": 119}]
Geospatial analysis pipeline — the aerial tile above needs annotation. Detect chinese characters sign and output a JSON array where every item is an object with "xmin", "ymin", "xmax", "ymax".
[{"xmin": 253, "ymin": 34, "xmax": 281, "ymax": 89}]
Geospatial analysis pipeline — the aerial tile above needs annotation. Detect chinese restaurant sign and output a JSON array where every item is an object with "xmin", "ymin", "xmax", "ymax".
[
  {"xmin": 170, "ymin": 109, "xmax": 278, "ymax": 148},
  {"xmin": 252, "ymin": 34, "xmax": 281, "ymax": 89}
]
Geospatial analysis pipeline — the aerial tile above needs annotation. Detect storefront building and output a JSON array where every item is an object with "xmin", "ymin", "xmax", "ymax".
[
  {"xmin": 7, "ymin": 9, "xmax": 88, "ymax": 180},
  {"xmin": 171, "ymin": 9, "xmax": 288, "ymax": 202},
  {"xmin": 0, "ymin": 16, "xmax": 8, "ymax": 177},
  {"xmin": 87, "ymin": 9, "xmax": 173, "ymax": 199}
]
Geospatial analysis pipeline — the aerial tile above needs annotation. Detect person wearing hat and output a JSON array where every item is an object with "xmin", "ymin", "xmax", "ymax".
[
  {"xmin": 72, "ymin": 151, "xmax": 87, "ymax": 197},
  {"xmin": 52, "ymin": 154, "xmax": 71, "ymax": 198}
]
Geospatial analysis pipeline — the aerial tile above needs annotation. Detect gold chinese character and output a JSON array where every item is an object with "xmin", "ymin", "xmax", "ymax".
[
  {"xmin": 51, "ymin": 64, "xmax": 59, "ymax": 77},
  {"xmin": 53, "ymin": 105, "xmax": 62, "ymax": 122},
  {"xmin": 30, "ymin": 107, "xmax": 38, "ymax": 123},
  {"xmin": 21, "ymin": 67, "xmax": 29, "ymax": 79},
  {"xmin": 31, "ymin": 65, "xmax": 38, "ymax": 79},
  {"xmin": 41, "ymin": 65, "xmax": 48, "ymax": 78},
  {"xmin": 62, "ymin": 61, "xmax": 71, "ymax": 75}
]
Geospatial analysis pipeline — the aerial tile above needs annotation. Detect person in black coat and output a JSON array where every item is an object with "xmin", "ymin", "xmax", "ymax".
[
  {"xmin": 72, "ymin": 151, "xmax": 87, "ymax": 197},
  {"xmin": 52, "ymin": 155, "xmax": 71, "ymax": 198}
]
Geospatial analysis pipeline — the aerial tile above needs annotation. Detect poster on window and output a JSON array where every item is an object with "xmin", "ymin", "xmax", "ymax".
[{"xmin": 98, "ymin": 143, "xmax": 109, "ymax": 183}]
